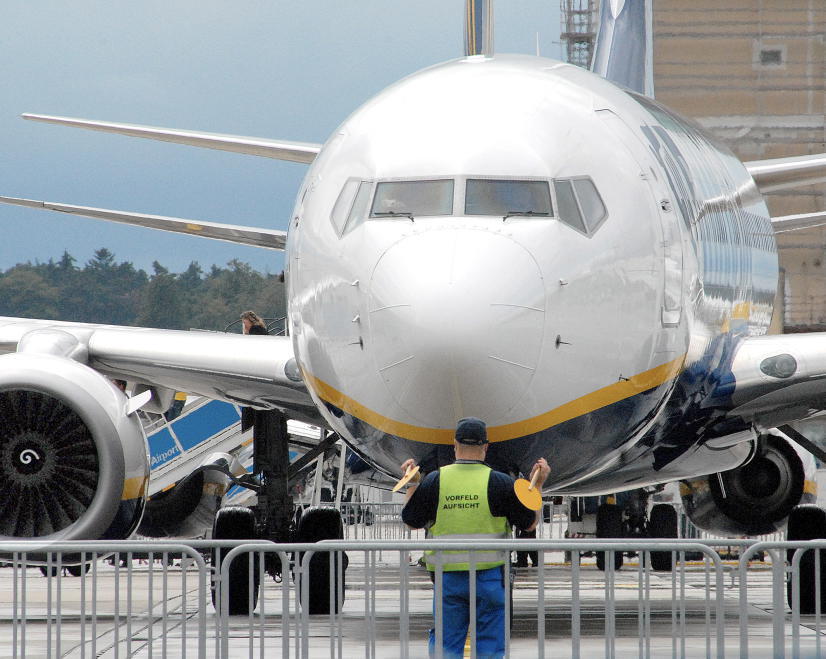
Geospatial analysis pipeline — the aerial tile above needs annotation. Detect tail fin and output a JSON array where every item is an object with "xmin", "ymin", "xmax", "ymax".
[
  {"xmin": 464, "ymin": 0, "xmax": 494, "ymax": 57},
  {"xmin": 591, "ymin": 0, "xmax": 654, "ymax": 97}
]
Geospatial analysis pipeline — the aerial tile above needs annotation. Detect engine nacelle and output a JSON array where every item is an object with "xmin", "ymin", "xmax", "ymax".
[
  {"xmin": 0, "ymin": 353, "xmax": 149, "ymax": 541},
  {"xmin": 680, "ymin": 432, "xmax": 817, "ymax": 536}
]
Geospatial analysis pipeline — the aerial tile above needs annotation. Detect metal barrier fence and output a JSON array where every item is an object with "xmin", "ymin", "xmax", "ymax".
[{"xmin": 3, "ymin": 538, "xmax": 826, "ymax": 658}]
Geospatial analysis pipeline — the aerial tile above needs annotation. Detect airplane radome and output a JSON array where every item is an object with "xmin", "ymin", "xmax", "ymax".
[{"xmin": 1, "ymin": 0, "xmax": 826, "ymax": 601}]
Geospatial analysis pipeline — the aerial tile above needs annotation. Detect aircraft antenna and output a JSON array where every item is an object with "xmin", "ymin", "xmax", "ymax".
[{"xmin": 464, "ymin": 0, "xmax": 494, "ymax": 57}]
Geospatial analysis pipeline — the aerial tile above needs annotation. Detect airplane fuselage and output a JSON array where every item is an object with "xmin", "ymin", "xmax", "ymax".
[{"xmin": 287, "ymin": 55, "xmax": 777, "ymax": 491}]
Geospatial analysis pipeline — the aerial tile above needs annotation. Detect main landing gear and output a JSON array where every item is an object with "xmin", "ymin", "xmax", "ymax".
[
  {"xmin": 786, "ymin": 504, "xmax": 826, "ymax": 614},
  {"xmin": 211, "ymin": 410, "xmax": 348, "ymax": 615},
  {"xmin": 592, "ymin": 490, "xmax": 678, "ymax": 573}
]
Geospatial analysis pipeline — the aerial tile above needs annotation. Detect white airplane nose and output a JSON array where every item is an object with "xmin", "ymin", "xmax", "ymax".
[{"xmin": 368, "ymin": 228, "xmax": 545, "ymax": 428}]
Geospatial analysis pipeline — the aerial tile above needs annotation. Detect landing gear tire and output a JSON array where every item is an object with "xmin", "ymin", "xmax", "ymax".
[
  {"xmin": 40, "ymin": 562, "xmax": 90, "ymax": 577},
  {"xmin": 66, "ymin": 562, "xmax": 90, "ymax": 577},
  {"xmin": 296, "ymin": 507, "xmax": 348, "ymax": 614},
  {"xmin": 649, "ymin": 504, "xmax": 678, "ymax": 572},
  {"xmin": 211, "ymin": 506, "xmax": 260, "ymax": 615},
  {"xmin": 786, "ymin": 504, "xmax": 826, "ymax": 614},
  {"xmin": 596, "ymin": 503, "xmax": 623, "ymax": 572}
]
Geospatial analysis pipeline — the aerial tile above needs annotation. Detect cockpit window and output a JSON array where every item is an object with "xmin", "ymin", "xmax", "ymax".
[
  {"xmin": 341, "ymin": 181, "xmax": 373, "ymax": 235},
  {"xmin": 553, "ymin": 180, "xmax": 586, "ymax": 233},
  {"xmin": 553, "ymin": 177, "xmax": 607, "ymax": 235},
  {"xmin": 572, "ymin": 178, "xmax": 607, "ymax": 231},
  {"xmin": 331, "ymin": 178, "xmax": 361, "ymax": 234},
  {"xmin": 465, "ymin": 179, "xmax": 553, "ymax": 217},
  {"xmin": 371, "ymin": 179, "xmax": 454, "ymax": 217}
]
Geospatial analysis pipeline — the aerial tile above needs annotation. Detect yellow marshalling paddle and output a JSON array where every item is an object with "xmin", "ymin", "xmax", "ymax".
[
  {"xmin": 392, "ymin": 464, "xmax": 421, "ymax": 493},
  {"xmin": 513, "ymin": 465, "xmax": 542, "ymax": 511}
]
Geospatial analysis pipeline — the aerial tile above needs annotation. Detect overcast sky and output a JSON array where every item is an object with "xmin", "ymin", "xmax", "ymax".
[{"xmin": 0, "ymin": 1, "xmax": 562, "ymax": 275}]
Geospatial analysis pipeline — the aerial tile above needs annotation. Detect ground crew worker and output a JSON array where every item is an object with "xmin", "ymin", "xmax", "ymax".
[{"xmin": 400, "ymin": 417, "xmax": 550, "ymax": 659}]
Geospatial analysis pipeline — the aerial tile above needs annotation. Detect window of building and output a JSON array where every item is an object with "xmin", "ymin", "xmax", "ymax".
[
  {"xmin": 760, "ymin": 49, "xmax": 783, "ymax": 66},
  {"xmin": 753, "ymin": 42, "xmax": 787, "ymax": 70}
]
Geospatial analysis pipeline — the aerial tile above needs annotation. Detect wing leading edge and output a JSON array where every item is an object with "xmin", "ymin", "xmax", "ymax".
[
  {"xmin": 0, "ymin": 195, "xmax": 287, "ymax": 250},
  {"xmin": 22, "ymin": 113, "xmax": 322, "ymax": 164},
  {"xmin": 0, "ymin": 316, "xmax": 324, "ymax": 425}
]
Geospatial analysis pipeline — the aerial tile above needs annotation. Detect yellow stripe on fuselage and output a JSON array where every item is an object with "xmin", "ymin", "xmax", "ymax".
[{"xmin": 303, "ymin": 355, "xmax": 686, "ymax": 444}]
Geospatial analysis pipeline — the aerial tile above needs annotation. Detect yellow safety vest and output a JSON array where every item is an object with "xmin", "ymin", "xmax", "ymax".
[{"xmin": 426, "ymin": 463, "xmax": 511, "ymax": 572}]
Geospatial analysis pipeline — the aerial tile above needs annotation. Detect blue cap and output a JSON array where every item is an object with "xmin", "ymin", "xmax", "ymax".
[{"xmin": 455, "ymin": 417, "xmax": 488, "ymax": 445}]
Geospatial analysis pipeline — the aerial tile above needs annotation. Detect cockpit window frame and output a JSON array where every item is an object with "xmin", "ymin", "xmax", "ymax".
[
  {"xmin": 553, "ymin": 175, "xmax": 608, "ymax": 237},
  {"xmin": 333, "ymin": 174, "xmax": 608, "ymax": 238}
]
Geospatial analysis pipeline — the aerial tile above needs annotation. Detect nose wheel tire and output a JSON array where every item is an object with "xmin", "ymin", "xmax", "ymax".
[
  {"xmin": 595, "ymin": 503, "xmax": 624, "ymax": 572},
  {"xmin": 296, "ymin": 507, "xmax": 348, "ymax": 614},
  {"xmin": 786, "ymin": 504, "xmax": 826, "ymax": 614},
  {"xmin": 211, "ymin": 506, "xmax": 260, "ymax": 615},
  {"xmin": 649, "ymin": 504, "xmax": 678, "ymax": 571}
]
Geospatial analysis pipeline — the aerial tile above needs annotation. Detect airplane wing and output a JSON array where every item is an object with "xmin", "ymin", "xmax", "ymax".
[
  {"xmin": 0, "ymin": 316, "xmax": 324, "ymax": 425},
  {"xmin": 22, "ymin": 114, "xmax": 322, "ymax": 164},
  {"xmin": 0, "ymin": 195, "xmax": 287, "ymax": 250},
  {"xmin": 771, "ymin": 210, "xmax": 826, "ymax": 234},
  {"xmin": 725, "ymin": 332, "xmax": 826, "ymax": 430},
  {"xmin": 744, "ymin": 152, "xmax": 826, "ymax": 194}
]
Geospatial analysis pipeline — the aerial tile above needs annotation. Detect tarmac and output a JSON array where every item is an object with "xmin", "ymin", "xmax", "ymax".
[{"xmin": 0, "ymin": 550, "xmax": 821, "ymax": 658}]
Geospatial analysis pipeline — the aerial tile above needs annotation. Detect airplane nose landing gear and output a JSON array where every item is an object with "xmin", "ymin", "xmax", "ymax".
[{"xmin": 211, "ymin": 410, "xmax": 348, "ymax": 616}]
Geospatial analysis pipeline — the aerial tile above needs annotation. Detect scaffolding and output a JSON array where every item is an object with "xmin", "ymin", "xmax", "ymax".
[{"xmin": 560, "ymin": 0, "xmax": 598, "ymax": 68}]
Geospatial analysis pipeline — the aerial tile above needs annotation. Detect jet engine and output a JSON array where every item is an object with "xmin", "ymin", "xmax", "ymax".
[
  {"xmin": 680, "ymin": 432, "xmax": 817, "ymax": 537},
  {"xmin": 0, "ymin": 352, "xmax": 149, "ymax": 542}
]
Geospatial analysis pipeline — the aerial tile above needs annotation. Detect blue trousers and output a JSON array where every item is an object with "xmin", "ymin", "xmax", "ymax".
[{"xmin": 429, "ymin": 566, "xmax": 505, "ymax": 659}]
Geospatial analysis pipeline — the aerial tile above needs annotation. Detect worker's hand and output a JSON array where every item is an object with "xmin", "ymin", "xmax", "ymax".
[
  {"xmin": 530, "ymin": 458, "xmax": 550, "ymax": 486},
  {"xmin": 400, "ymin": 458, "xmax": 421, "ymax": 483}
]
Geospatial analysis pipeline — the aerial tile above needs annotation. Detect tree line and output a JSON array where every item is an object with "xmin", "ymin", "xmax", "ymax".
[{"xmin": 0, "ymin": 248, "xmax": 286, "ymax": 332}]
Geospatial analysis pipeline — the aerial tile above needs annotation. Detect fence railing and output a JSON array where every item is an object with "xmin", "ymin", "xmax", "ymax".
[{"xmin": 1, "ymin": 538, "xmax": 825, "ymax": 658}]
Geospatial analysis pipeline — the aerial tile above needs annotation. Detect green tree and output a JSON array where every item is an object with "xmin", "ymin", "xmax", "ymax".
[
  {"xmin": 137, "ymin": 261, "xmax": 185, "ymax": 328},
  {"xmin": 0, "ymin": 250, "xmax": 284, "ymax": 333},
  {"xmin": 0, "ymin": 267, "xmax": 60, "ymax": 318}
]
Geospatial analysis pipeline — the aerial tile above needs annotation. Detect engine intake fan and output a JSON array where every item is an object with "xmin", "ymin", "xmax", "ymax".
[
  {"xmin": 0, "ymin": 353, "xmax": 148, "ymax": 542},
  {"xmin": 0, "ymin": 390, "xmax": 98, "ymax": 537}
]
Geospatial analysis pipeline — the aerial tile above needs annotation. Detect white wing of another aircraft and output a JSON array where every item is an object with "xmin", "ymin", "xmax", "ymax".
[
  {"xmin": 771, "ymin": 210, "xmax": 826, "ymax": 234},
  {"xmin": 21, "ymin": 113, "xmax": 322, "ymax": 163},
  {"xmin": 745, "ymin": 152, "xmax": 826, "ymax": 194},
  {"xmin": 0, "ymin": 196, "xmax": 287, "ymax": 250}
]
